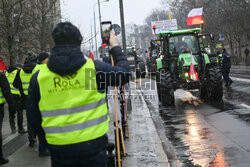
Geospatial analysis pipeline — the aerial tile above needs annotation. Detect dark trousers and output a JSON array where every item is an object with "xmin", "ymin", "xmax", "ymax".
[
  {"xmin": 25, "ymin": 96, "xmax": 36, "ymax": 142},
  {"xmin": 50, "ymin": 149, "xmax": 107, "ymax": 167},
  {"xmin": 0, "ymin": 104, "xmax": 4, "ymax": 158},
  {"xmin": 25, "ymin": 96, "xmax": 48, "ymax": 153},
  {"xmin": 27, "ymin": 122, "xmax": 36, "ymax": 142},
  {"xmin": 38, "ymin": 137, "xmax": 49, "ymax": 154},
  {"xmin": 222, "ymin": 70, "xmax": 232, "ymax": 85},
  {"xmin": 8, "ymin": 94, "xmax": 23, "ymax": 131}
]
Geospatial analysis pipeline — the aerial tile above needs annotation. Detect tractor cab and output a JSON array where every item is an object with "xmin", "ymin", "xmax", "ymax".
[{"xmin": 155, "ymin": 28, "xmax": 223, "ymax": 106}]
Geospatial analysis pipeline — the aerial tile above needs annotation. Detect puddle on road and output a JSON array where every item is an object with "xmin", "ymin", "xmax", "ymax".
[
  {"xmin": 159, "ymin": 97, "xmax": 250, "ymax": 167},
  {"xmin": 160, "ymin": 107, "xmax": 214, "ymax": 166},
  {"xmin": 141, "ymin": 78, "xmax": 250, "ymax": 166}
]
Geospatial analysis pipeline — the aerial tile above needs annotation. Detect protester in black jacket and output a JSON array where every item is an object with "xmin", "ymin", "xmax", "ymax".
[
  {"xmin": 222, "ymin": 48, "xmax": 233, "ymax": 87},
  {"xmin": 6, "ymin": 66, "xmax": 26, "ymax": 134},
  {"xmin": 27, "ymin": 22, "xmax": 130, "ymax": 166},
  {"xmin": 0, "ymin": 72, "xmax": 15, "ymax": 165},
  {"xmin": 13, "ymin": 52, "xmax": 37, "ymax": 147}
]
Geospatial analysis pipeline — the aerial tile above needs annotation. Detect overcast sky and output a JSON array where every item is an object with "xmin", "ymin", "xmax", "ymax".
[{"xmin": 61, "ymin": 0, "xmax": 162, "ymax": 45}]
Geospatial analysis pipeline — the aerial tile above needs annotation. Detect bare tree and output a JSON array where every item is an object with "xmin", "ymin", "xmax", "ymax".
[
  {"xmin": 0, "ymin": 0, "xmax": 25, "ymax": 65},
  {"xmin": 162, "ymin": 0, "xmax": 250, "ymax": 63},
  {"xmin": 23, "ymin": 0, "xmax": 60, "ymax": 52},
  {"xmin": 0, "ymin": 0, "xmax": 61, "ymax": 66}
]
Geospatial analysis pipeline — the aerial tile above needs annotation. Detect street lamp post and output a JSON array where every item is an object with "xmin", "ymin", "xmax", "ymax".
[
  {"xmin": 93, "ymin": 5, "xmax": 98, "ymax": 59},
  {"xmin": 119, "ymin": 0, "xmax": 127, "ymax": 54},
  {"xmin": 98, "ymin": 0, "xmax": 102, "ymax": 40},
  {"xmin": 93, "ymin": 0, "xmax": 109, "ymax": 60}
]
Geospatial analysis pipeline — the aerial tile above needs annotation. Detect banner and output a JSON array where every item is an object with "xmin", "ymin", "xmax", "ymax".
[{"xmin": 151, "ymin": 19, "xmax": 178, "ymax": 35}]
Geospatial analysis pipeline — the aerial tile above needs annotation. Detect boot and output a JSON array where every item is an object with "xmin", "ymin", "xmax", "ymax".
[
  {"xmin": 29, "ymin": 140, "xmax": 35, "ymax": 148},
  {"xmin": 0, "ymin": 157, "xmax": 9, "ymax": 165},
  {"xmin": 11, "ymin": 129, "xmax": 16, "ymax": 134},
  {"xmin": 39, "ymin": 150, "xmax": 50, "ymax": 157},
  {"xmin": 18, "ymin": 129, "xmax": 27, "ymax": 134}
]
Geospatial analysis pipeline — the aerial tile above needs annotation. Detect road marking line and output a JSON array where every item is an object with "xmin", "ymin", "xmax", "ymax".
[
  {"xmin": 231, "ymin": 77, "xmax": 250, "ymax": 83},
  {"xmin": 240, "ymin": 103, "xmax": 250, "ymax": 109}
]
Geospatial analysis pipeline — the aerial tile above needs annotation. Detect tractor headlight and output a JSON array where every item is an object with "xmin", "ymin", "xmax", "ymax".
[
  {"xmin": 185, "ymin": 72, "xmax": 189, "ymax": 77},
  {"xmin": 183, "ymin": 66, "xmax": 189, "ymax": 70}
]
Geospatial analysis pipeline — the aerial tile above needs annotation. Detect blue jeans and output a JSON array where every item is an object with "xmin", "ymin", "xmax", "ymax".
[{"xmin": 50, "ymin": 148, "xmax": 107, "ymax": 167}]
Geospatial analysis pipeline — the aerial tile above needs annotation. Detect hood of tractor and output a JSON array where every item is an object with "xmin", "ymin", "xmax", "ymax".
[{"xmin": 177, "ymin": 53, "xmax": 198, "ymax": 67}]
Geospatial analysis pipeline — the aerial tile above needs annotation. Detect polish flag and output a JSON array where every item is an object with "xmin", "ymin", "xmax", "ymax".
[
  {"xmin": 0, "ymin": 59, "xmax": 7, "ymax": 72},
  {"xmin": 89, "ymin": 48, "xmax": 95, "ymax": 60},
  {"xmin": 187, "ymin": 7, "xmax": 203, "ymax": 26},
  {"xmin": 189, "ymin": 54, "xmax": 199, "ymax": 81}
]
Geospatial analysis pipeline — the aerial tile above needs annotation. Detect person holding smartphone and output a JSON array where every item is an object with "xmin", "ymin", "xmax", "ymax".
[{"xmin": 27, "ymin": 22, "xmax": 130, "ymax": 167}]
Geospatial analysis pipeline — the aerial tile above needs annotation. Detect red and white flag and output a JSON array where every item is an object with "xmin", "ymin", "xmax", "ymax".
[
  {"xmin": 0, "ymin": 59, "xmax": 7, "ymax": 72},
  {"xmin": 187, "ymin": 7, "xmax": 203, "ymax": 26},
  {"xmin": 189, "ymin": 54, "xmax": 199, "ymax": 81},
  {"xmin": 89, "ymin": 47, "xmax": 95, "ymax": 60}
]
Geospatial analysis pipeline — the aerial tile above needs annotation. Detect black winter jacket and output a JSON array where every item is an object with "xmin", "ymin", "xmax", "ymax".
[
  {"xmin": 222, "ymin": 51, "xmax": 231, "ymax": 72},
  {"xmin": 27, "ymin": 45, "xmax": 130, "ymax": 156},
  {"xmin": 13, "ymin": 62, "xmax": 36, "ymax": 97},
  {"xmin": 0, "ymin": 72, "xmax": 14, "ymax": 108}
]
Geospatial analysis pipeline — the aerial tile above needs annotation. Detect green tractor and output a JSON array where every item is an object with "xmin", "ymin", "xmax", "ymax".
[{"xmin": 156, "ymin": 28, "xmax": 223, "ymax": 106}]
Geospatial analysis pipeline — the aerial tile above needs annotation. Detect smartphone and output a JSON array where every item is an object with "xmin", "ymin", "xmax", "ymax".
[{"xmin": 101, "ymin": 21, "xmax": 112, "ymax": 44}]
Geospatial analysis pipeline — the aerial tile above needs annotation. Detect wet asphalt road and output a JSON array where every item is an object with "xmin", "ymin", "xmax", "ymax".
[{"xmin": 139, "ymin": 66, "xmax": 250, "ymax": 167}]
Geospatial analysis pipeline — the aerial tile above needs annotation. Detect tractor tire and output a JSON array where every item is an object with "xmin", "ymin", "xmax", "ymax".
[
  {"xmin": 200, "ymin": 85, "xmax": 207, "ymax": 101},
  {"xmin": 160, "ymin": 72, "xmax": 175, "ymax": 106},
  {"xmin": 205, "ymin": 67, "xmax": 223, "ymax": 102}
]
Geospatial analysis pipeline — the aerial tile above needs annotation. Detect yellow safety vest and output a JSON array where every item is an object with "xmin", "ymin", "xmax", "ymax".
[
  {"xmin": 37, "ymin": 59, "xmax": 109, "ymax": 145},
  {"xmin": 5, "ymin": 70, "xmax": 20, "ymax": 95},
  {"xmin": 0, "ymin": 87, "xmax": 5, "ymax": 104},
  {"xmin": 32, "ymin": 64, "xmax": 46, "ymax": 74},
  {"xmin": 20, "ymin": 69, "xmax": 33, "ymax": 95},
  {"xmin": 217, "ymin": 54, "xmax": 223, "ymax": 64}
]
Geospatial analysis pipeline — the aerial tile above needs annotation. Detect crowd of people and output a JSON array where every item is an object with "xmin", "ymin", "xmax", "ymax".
[{"xmin": 0, "ymin": 22, "xmax": 130, "ymax": 166}]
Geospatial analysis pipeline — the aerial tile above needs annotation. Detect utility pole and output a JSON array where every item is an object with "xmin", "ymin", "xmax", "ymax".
[
  {"xmin": 93, "ymin": 10, "xmax": 98, "ymax": 58},
  {"xmin": 94, "ymin": 0, "xmax": 109, "ymax": 59},
  {"xmin": 90, "ymin": 24, "xmax": 93, "ymax": 48},
  {"xmin": 97, "ymin": 0, "xmax": 102, "ymax": 59},
  {"xmin": 119, "ymin": 0, "xmax": 127, "ymax": 54}
]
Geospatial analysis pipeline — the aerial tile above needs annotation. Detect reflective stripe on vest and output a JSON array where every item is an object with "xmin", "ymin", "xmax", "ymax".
[
  {"xmin": 0, "ymin": 89, "xmax": 5, "ymax": 104},
  {"xmin": 43, "ymin": 114, "xmax": 108, "ymax": 134},
  {"xmin": 5, "ymin": 70, "xmax": 20, "ymax": 95},
  {"xmin": 41, "ymin": 98, "xmax": 106, "ymax": 117},
  {"xmin": 20, "ymin": 70, "xmax": 33, "ymax": 95},
  {"xmin": 37, "ymin": 59, "xmax": 109, "ymax": 145}
]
